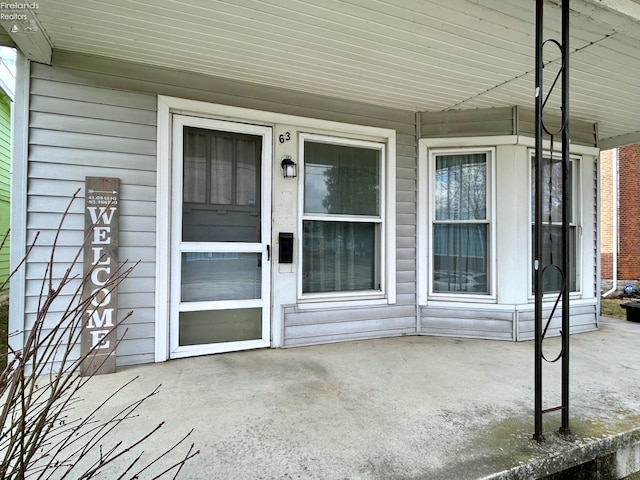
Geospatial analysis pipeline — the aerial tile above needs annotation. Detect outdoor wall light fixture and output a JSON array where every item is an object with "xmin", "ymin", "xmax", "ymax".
[{"xmin": 281, "ymin": 156, "xmax": 297, "ymax": 178}]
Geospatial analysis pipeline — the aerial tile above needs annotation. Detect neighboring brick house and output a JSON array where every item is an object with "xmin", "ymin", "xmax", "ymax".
[{"xmin": 601, "ymin": 144, "xmax": 640, "ymax": 295}]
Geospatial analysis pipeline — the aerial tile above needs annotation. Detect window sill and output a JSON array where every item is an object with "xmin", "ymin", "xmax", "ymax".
[
  {"xmin": 526, "ymin": 292, "xmax": 584, "ymax": 303},
  {"xmin": 295, "ymin": 295, "xmax": 390, "ymax": 310},
  {"xmin": 425, "ymin": 293, "xmax": 497, "ymax": 305}
]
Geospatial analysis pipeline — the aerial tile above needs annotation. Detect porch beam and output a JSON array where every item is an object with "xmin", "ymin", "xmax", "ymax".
[
  {"xmin": 599, "ymin": 131, "xmax": 640, "ymax": 150},
  {"xmin": 0, "ymin": 10, "xmax": 52, "ymax": 65},
  {"xmin": 576, "ymin": 0, "xmax": 640, "ymax": 39},
  {"xmin": 584, "ymin": 0, "xmax": 640, "ymax": 22},
  {"xmin": 0, "ymin": 27, "xmax": 16, "ymax": 47}
]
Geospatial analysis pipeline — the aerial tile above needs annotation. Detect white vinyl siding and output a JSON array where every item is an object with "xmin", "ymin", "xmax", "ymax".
[{"xmin": 27, "ymin": 63, "xmax": 157, "ymax": 366}]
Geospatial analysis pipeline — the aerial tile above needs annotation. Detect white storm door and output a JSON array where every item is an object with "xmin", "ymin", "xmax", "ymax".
[{"xmin": 170, "ymin": 115, "xmax": 272, "ymax": 358}]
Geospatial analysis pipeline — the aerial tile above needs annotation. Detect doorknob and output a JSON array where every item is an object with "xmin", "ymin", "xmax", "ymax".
[{"xmin": 258, "ymin": 246, "xmax": 270, "ymax": 268}]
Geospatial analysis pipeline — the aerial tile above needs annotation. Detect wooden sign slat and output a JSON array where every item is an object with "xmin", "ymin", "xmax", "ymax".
[{"xmin": 81, "ymin": 177, "xmax": 120, "ymax": 376}]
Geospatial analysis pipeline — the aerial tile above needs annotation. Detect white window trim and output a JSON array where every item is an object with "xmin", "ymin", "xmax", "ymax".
[
  {"xmin": 527, "ymin": 149, "xmax": 583, "ymax": 300},
  {"xmin": 297, "ymin": 133, "xmax": 387, "ymax": 301},
  {"xmin": 423, "ymin": 145, "xmax": 497, "ymax": 302},
  {"xmin": 156, "ymin": 96, "xmax": 396, "ymax": 361}
]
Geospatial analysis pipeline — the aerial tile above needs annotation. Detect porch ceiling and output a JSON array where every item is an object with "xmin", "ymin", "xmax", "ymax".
[{"xmin": 2, "ymin": 0, "xmax": 639, "ymax": 148}]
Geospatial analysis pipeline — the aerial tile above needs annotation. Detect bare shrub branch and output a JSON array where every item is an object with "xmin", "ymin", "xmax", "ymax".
[{"xmin": 0, "ymin": 191, "xmax": 200, "ymax": 479}]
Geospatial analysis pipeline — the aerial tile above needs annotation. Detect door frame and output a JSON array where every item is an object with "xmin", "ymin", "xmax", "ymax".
[
  {"xmin": 156, "ymin": 98, "xmax": 273, "ymax": 361},
  {"xmin": 168, "ymin": 115, "xmax": 272, "ymax": 358}
]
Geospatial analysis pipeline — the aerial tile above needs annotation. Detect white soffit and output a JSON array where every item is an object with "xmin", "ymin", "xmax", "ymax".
[{"xmin": 11, "ymin": 0, "xmax": 640, "ymax": 145}]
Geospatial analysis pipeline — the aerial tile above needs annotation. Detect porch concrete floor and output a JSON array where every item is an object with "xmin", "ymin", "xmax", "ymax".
[{"xmin": 74, "ymin": 316, "xmax": 640, "ymax": 479}]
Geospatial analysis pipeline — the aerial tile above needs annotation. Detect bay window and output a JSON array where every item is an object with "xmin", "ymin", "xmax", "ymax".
[{"xmin": 301, "ymin": 135, "xmax": 384, "ymax": 296}]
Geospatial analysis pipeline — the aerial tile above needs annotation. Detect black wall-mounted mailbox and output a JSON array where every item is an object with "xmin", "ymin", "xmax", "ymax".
[{"xmin": 279, "ymin": 232, "xmax": 294, "ymax": 264}]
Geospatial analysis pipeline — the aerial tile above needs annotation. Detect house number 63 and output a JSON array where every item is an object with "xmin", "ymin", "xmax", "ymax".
[{"xmin": 278, "ymin": 132, "xmax": 291, "ymax": 143}]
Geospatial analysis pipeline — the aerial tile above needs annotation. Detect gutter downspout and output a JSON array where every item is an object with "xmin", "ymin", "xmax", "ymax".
[{"xmin": 603, "ymin": 147, "xmax": 619, "ymax": 297}]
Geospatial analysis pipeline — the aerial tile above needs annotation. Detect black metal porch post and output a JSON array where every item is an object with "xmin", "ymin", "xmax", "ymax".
[
  {"xmin": 560, "ymin": 0, "xmax": 571, "ymax": 436},
  {"xmin": 533, "ymin": 0, "xmax": 544, "ymax": 443},
  {"xmin": 533, "ymin": 0, "xmax": 571, "ymax": 442}
]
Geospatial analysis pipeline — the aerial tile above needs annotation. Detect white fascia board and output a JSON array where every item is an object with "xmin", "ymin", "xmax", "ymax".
[
  {"xmin": 516, "ymin": 136, "xmax": 600, "ymax": 156},
  {"xmin": 578, "ymin": 0, "xmax": 640, "ymax": 40},
  {"xmin": 585, "ymin": 0, "xmax": 640, "ymax": 21},
  {"xmin": 420, "ymin": 136, "xmax": 519, "ymax": 148},
  {"xmin": 599, "ymin": 131, "xmax": 640, "ymax": 150}
]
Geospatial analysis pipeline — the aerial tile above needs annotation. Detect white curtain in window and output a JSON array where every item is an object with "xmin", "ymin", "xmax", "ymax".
[
  {"xmin": 303, "ymin": 221, "xmax": 376, "ymax": 293},
  {"xmin": 183, "ymin": 130, "xmax": 208, "ymax": 203},
  {"xmin": 209, "ymin": 135, "xmax": 233, "ymax": 205}
]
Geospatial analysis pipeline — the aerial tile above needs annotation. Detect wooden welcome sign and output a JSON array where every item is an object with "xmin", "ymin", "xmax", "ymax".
[{"xmin": 80, "ymin": 177, "xmax": 120, "ymax": 376}]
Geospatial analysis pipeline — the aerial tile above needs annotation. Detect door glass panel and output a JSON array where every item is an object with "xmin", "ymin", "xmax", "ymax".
[
  {"xmin": 176, "ymin": 122, "xmax": 268, "ymax": 352},
  {"xmin": 181, "ymin": 252, "xmax": 262, "ymax": 302},
  {"xmin": 179, "ymin": 308, "xmax": 262, "ymax": 346},
  {"xmin": 182, "ymin": 127, "xmax": 261, "ymax": 243}
]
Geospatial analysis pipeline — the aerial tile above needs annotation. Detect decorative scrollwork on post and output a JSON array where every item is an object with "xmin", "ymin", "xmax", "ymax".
[{"xmin": 533, "ymin": 0, "xmax": 571, "ymax": 443}]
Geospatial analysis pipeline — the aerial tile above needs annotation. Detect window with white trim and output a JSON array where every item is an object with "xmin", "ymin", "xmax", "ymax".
[
  {"xmin": 530, "ymin": 153, "xmax": 580, "ymax": 293},
  {"xmin": 430, "ymin": 149, "xmax": 493, "ymax": 295},
  {"xmin": 300, "ymin": 134, "xmax": 385, "ymax": 296}
]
